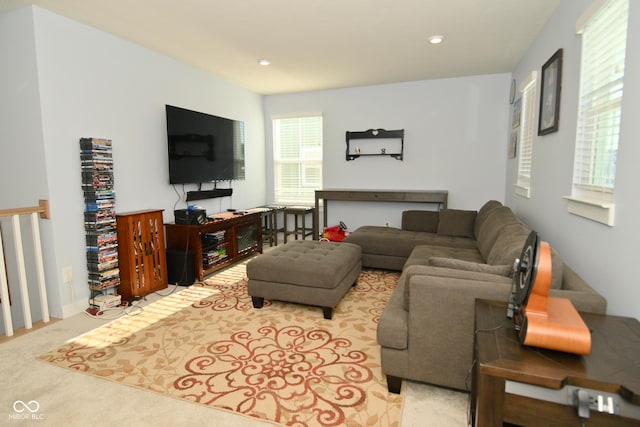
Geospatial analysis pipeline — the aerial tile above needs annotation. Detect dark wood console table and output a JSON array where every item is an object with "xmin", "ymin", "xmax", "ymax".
[
  {"xmin": 313, "ymin": 189, "xmax": 448, "ymax": 239},
  {"xmin": 472, "ymin": 299, "xmax": 640, "ymax": 427}
]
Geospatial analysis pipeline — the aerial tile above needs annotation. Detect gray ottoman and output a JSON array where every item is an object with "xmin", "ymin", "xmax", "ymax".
[{"xmin": 247, "ymin": 241, "xmax": 362, "ymax": 319}]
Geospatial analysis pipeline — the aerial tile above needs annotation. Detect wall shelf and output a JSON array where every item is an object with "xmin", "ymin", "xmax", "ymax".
[{"xmin": 346, "ymin": 128, "xmax": 404, "ymax": 161}]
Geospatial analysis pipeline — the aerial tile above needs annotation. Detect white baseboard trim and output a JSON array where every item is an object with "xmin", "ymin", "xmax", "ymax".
[{"xmin": 61, "ymin": 299, "xmax": 88, "ymax": 318}]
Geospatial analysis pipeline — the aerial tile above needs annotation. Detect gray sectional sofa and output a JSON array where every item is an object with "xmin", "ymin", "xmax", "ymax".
[{"xmin": 343, "ymin": 200, "xmax": 607, "ymax": 392}]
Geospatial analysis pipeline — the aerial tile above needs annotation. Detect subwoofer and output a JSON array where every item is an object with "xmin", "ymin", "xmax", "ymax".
[{"xmin": 166, "ymin": 249, "xmax": 195, "ymax": 286}]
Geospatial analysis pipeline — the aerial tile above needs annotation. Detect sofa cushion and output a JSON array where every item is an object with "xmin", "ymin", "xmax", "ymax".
[
  {"xmin": 414, "ymin": 233, "xmax": 477, "ymax": 250},
  {"xmin": 402, "ymin": 245, "xmax": 485, "ymax": 311},
  {"xmin": 437, "ymin": 209, "xmax": 477, "ymax": 238},
  {"xmin": 406, "ymin": 244, "xmax": 485, "ymax": 267},
  {"xmin": 402, "ymin": 210, "xmax": 439, "ymax": 233},
  {"xmin": 550, "ymin": 246, "xmax": 564, "ymax": 290},
  {"xmin": 486, "ymin": 223, "xmax": 530, "ymax": 266},
  {"xmin": 475, "ymin": 207, "xmax": 522, "ymax": 260},
  {"xmin": 428, "ymin": 257, "xmax": 511, "ymax": 277},
  {"xmin": 474, "ymin": 200, "xmax": 503, "ymax": 238},
  {"xmin": 343, "ymin": 226, "xmax": 417, "ymax": 258}
]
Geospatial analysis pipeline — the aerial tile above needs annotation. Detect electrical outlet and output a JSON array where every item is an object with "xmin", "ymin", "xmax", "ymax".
[
  {"xmin": 62, "ymin": 266, "xmax": 73, "ymax": 284},
  {"xmin": 568, "ymin": 386, "xmax": 619, "ymax": 415}
]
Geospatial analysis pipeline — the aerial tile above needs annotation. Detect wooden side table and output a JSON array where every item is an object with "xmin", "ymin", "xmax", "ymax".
[{"xmin": 472, "ymin": 299, "xmax": 640, "ymax": 427}]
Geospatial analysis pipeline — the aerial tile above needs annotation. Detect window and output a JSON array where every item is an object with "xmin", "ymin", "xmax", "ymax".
[
  {"xmin": 272, "ymin": 115, "xmax": 323, "ymax": 205},
  {"xmin": 565, "ymin": 0, "xmax": 628, "ymax": 226},
  {"xmin": 514, "ymin": 71, "xmax": 537, "ymax": 198}
]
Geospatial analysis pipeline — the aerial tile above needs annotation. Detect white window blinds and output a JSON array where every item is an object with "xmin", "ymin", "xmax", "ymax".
[
  {"xmin": 273, "ymin": 115, "xmax": 323, "ymax": 205},
  {"xmin": 515, "ymin": 73, "xmax": 537, "ymax": 197},
  {"xmin": 572, "ymin": 0, "xmax": 628, "ymax": 197}
]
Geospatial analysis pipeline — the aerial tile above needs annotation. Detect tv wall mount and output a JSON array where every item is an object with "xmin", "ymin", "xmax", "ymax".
[{"xmin": 346, "ymin": 128, "xmax": 404, "ymax": 161}]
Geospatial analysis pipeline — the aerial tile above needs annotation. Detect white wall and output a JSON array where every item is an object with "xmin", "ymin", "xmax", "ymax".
[
  {"xmin": 0, "ymin": 6, "xmax": 266, "ymax": 320},
  {"xmin": 5, "ymin": 2, "xmax": 635, "ymax": 324},
  {"xmin": 507, "ymin": 0, "xmax": 640, "ymax": 319},
  {"xmin": 263, "ymin": 75, "xmax": 511, "ymax": 230},
  {"xmin": 0, "ymin": 7, "xmax": 57, "ymax": 334}
]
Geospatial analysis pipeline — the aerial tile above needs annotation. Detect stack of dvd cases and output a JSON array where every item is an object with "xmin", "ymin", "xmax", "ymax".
[
  {"xmin": 202, "ymin": 230, "xmax": 227, "ymax": 268},
  {"xmin": 80, "ymin": 138, "xmax": 120, "ymax": 308}
]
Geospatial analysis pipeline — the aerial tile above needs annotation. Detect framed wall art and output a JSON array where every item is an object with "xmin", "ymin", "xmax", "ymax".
[
  {"xmin": 538, "ymin": 48, "xmax": 563, "ymax": 135},
  {"xmin": 512, "ymin": 97, "xmax": 522, "ymax": 129},
  {"xmin": 508, "ymin": 131, "xmax": 518, "ymax": 159}
]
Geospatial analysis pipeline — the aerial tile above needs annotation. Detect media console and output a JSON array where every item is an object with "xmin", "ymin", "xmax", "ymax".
[{"xmin": 165, "ymin": 210, "xmax": 262, "ymax": 281}]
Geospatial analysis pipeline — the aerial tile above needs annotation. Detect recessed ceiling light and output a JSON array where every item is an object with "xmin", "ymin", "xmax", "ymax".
[
  {"xmin": 258, "ymin": 59, "xmax": 270, "ymax": 66},
  {"xmin": 428, "ymin": 35, "xmax": 444, "ymax": 45}
]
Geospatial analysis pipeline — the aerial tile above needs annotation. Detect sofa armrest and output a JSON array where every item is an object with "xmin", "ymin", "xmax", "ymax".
[
  {"xmin": 408, "ymin": 276, "xmax": 511, "ymax": 390},
  {"xmin": 550, "ymin": 265, "xmax": 607, "ymax": 314},
  {"xmin": 402, "ymin": 210, "xmax": 439, "ymax": 232},
  {"xmin": 377, "ymin": 278, "xmax": 409, "ymax": 350},
  {"xmin": 405, "ymin": 273, "xmax": 512, "ymax": 391},
  {"xmin": 428, "ymin": 257, "xmax": 512, "ymax": 276}
]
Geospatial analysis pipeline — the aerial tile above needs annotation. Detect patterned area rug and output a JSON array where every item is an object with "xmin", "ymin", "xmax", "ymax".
[{"xmin": 38, "ymin": 263, "xmax": 403, "ymax": 427}]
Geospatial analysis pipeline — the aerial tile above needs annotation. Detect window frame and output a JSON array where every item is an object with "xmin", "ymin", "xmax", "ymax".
[
  {"xmin": 272, "ymin": 114, "xmax": 323, "ymax": 205},
  {"xmin": 513, "ymin": 71, "xmax": 538, "ymax": 198},
  {"xmin": 564, "ymin": 0, "xmax": 628, "ymax": 226}
]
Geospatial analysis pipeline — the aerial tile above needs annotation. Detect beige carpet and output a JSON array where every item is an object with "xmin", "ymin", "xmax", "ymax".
[{"xmin": 38, "ymin": 264, "xmax": 404, "ymax": 427}]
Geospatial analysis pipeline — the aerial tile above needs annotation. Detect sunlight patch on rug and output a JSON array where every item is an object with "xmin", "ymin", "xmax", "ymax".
[
  {"xmin": 68, "ymin": 286, "xmax": 221, "ymax": 350},
  {"xmin": 38, "ymin": 265, "xmax": 403, "ymax": 427}
]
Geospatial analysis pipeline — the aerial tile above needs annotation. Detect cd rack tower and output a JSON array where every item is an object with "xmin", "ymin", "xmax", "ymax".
[{"xmin": 80, "ymin": 138, "xmax": 120, "ymax": 310}]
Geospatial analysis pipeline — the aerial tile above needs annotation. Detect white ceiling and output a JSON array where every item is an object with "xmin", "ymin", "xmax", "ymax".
[{"xmin": 0, "ymin": 0, "xmax": 560, "ymax": 95}]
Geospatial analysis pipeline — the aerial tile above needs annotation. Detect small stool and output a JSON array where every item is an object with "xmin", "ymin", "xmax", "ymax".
[
  {"xmin": 247, "ymin": 241, "xmax": 362, "ymax": 319},
  {"xmin": 256, "ymin": 205, "xmax": 285, "ymax": 247},
  {"xmin": 283, "ymin": 206, "xmax": 314, "ymax": 243}
]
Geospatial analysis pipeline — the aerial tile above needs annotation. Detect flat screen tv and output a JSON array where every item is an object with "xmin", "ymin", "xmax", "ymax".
[{"xmin": 166, "ymin": 104, "xmax": 245, "ymax": 184}]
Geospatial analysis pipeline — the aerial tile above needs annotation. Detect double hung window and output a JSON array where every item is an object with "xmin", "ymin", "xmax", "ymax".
[
  {"xmin": 272, "ymin": 115, "xmax": 323, "ymax": 205},
  {"xmin": 514, "ymin": 72, "xmax": 538, "ymax": 198},
  {"xmin": 566, "ymin": 0, "xmax": 628, "ymax": 225}
]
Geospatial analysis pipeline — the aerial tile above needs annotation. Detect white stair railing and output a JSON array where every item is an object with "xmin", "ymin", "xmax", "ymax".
[{"xmin": 0, "ymin": 200, "xmax": 50, "ymax": 337}]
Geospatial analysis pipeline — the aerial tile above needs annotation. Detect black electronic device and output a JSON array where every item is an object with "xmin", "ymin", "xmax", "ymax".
[
  {"xmin": 166, "ymin": 105, "xmax": 245, "ymax": 184},
  {"xmin": 166, "ymin": 249, "xmax": 195, "ymax": 286},
  {"xmin": 507, "ymin": 231, "xmax": 540, "ymax": 318},
  {"xmin": 186, "ymin": 188, "xmax": 233, "ymax": 201},
  {"xmin": 174, "ymin": 208, "xmax": 207, "ymax": 225}
]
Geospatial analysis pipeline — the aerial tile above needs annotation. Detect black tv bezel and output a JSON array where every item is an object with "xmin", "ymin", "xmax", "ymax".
[{"xmin": 165, "ymin": 104, "xmax": 245, "ymax": 184}]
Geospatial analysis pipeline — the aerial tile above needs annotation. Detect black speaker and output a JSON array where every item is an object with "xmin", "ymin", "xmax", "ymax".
[
  {"xmin": 186, "ymin": 188, "xmax": 233, "ymax": 201},
  {"xmin": 166, "ymin": 249, "xmax": 195, "ymax": 286}
]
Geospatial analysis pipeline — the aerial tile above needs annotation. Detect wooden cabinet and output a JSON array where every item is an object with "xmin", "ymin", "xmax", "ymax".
[
  {"xmin": 471, "ymin": 299, "xmax": 640, "ymax": 427},
  {"xmin": 116, "ymin": 209, "xmax": 167, "ymax": 301},
  {"xmin": 165, "ymin": 211, "xmax": 262, "ymax": 281}
]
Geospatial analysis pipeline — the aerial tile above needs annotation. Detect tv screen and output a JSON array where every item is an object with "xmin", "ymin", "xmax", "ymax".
[{"xmin": 166, "ymin": 105, "xmax": 245, "ymax": 184}]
